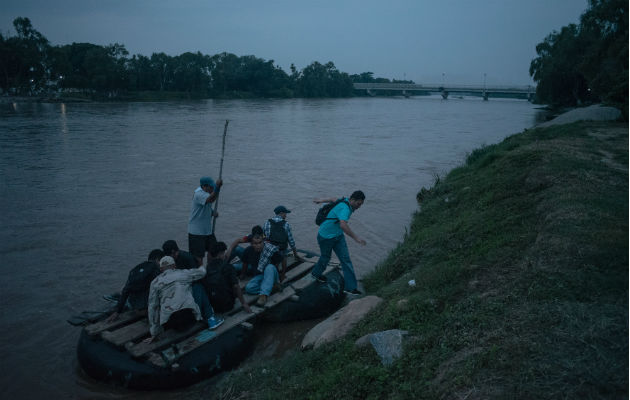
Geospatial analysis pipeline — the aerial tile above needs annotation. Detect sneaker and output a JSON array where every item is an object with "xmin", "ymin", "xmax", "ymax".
[
  {"xmin": 207, "ymin": 316, "xmax": 224, "ymax": 330},
  {"xmin": 344, "ymin": 288, "xmax": 362, "ymax": 295},
  {"xmin": 312, "ymin": 274, "xmax": 327, "ymax": 283},
  {"xmin": 257, "ymin": 294, "xmax": 268, "ymax": 306}
]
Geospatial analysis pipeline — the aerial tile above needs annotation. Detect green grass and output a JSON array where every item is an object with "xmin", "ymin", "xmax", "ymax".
[{"xmin": 208, "ymin": 121, "xmax": 628, "ymax": 399}]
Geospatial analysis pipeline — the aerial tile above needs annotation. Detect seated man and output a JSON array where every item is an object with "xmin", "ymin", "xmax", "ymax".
[
  {"xmin": 107, "ymin": 249, "xmax": 164, "ymax": 322},
  {"xmin": 146, "ymin": 256, "xmax": 223, "ymax": 343},
  {"xmin": 202, "ymin": 242, "xmax": 252, "ymax": 314},
  {"xmin": 162, "ymin": 239, "xmax": 198, "ymax": 269},
  {"xmin": 243, "ymin": 234, "xmax": 284, "ymax": 306},
  {"xmin": 225, "ymin": 225, "xmax": 264, "ymax": 264}
]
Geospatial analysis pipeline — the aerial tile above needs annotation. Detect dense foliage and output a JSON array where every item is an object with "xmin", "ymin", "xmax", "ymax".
[
  {"xmin": 0, "ymin": 17, "xmax": 408, "ymax": 99},
  {"xmin": 529, "ymin": 0, "xmax": 628, "ymax": 108}
]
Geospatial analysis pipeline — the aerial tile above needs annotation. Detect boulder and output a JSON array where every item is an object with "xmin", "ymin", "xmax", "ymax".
[
  {"xmin": 537, "ymin": 104, "xmax": 622, "ymax": 127},
  {"xmin": 301, "ymin": 295, "xmax": 383, "ymax": 349},
  {"xmin": 355, "ymin": 329, "xmax": 409, "ymax": 366}
]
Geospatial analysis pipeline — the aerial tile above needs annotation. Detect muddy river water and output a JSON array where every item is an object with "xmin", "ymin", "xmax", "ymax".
[{"xmin": 0, "ymin": 96, "xmax": 546, "ymax": 398}]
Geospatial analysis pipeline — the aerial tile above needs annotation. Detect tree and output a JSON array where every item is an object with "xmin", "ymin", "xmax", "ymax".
[
  {"xmin": 529, "ymin": 0, "xmax": 628, "ymax": 107},
  {"xmin": 297, "ymin": 61, "xmax": 353, "ymax": 97},
  {"xmin": 172, "ymin": 52, "xmax": 210, "ymax": 95},
  {"xmin": 529, "ymin": 24, "xmax": 591, "ymax": 106},
  {"xmin": 150, "ymin": 52, "xmax": 175, "ymax": 91},
  {"xmin": 55, "ymin": 42, "xmax": 129, "ymax": 94},
  {"xmin": 0, "ymin": 17, "xmax": 50, "ymax": 94},
  {"xmin": 579, "ymin": 0, "xmax": 628, "ymax": 104}
]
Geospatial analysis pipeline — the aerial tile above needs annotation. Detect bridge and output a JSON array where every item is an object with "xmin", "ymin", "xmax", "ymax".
[{"xmin": 352, "ymin": 82, "xmax": 536, "ymax": 101}]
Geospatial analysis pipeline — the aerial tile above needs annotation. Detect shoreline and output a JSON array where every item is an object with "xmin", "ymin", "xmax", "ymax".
[
  {"xmin": 0, "ymin": 91, "xmax": 535, "ymax": 104},
  {"xmin": 210, "ymin": 118, "xmax": 628, "ymax": 399}
]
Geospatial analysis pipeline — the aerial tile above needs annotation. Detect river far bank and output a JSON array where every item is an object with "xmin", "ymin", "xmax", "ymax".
[{"xmin": 204, "ymin": 119, "xmax": 628, "ymax": 399}]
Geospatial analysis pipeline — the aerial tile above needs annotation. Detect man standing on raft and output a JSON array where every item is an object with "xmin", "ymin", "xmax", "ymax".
[
  {"xmin": 310, "ymin": 190, "xmax": 366, "ymax": 295},
  {"xmin": 189, "ymin": 176, "xmax": 223, "ymax": 266}
]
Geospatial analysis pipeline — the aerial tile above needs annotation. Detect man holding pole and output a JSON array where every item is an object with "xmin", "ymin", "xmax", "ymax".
[{"xmin": 188, "ymin": 176, "xmax": 223, "ymax": 266}]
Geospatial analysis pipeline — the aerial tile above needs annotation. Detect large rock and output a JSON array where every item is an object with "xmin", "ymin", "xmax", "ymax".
[
  {"xmin": 355, "ymin": 329, "xmax": 409, "ymax": 366},
  {"xmin": 537, "ymin": 104, "xmax": 622, "ymax": 127},
  {"xmin": 301, "ymin": 295, "xmax": 383, "ymax": 349}
]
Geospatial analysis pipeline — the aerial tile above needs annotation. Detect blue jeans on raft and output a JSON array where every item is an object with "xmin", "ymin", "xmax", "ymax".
[
  {"xmin": 228, "ymin": 245, "xmax": 245, "ymax": 263},
  {"xmin": 191, "ymin": 282, "xmax": 215, "ymax": 319},
  {"xmin": 311, "ymin": 234, "xmax": 357, "ymax": 291},
  {"xmin": 245, "ymin": 264, "xmax": 279, "ymax": 296}
]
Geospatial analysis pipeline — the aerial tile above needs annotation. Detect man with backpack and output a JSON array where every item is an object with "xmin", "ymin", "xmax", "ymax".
[
  {"xmin": 202, "ymin": 242, "xmax": 252, "ymax": 314},
  {"xmin": 162, "ymin": 239, "xmax": 198, "ymax": 269},
  {"xmin": 263, "ymin": 205, "xmax": 302, "ymax": 280},
  {"xmin": 310, "ymin": 190, "xmax": 367, "ymax": 295},
  {"xmin": 106, "ymin": 249, "xmax": 164, "ymax": 322}
]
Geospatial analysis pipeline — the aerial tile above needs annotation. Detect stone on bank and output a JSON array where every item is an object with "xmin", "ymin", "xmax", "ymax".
[{"xmin": 301, "ymin": 295, "xmax": 383, "ymax": 350}]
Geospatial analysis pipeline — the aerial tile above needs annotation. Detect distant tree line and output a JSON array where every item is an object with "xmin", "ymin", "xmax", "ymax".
[
  {"xmin": 0, "ymin": 17, "xmax": 408, "ymax": 100},
  {"xmin": 529, "ymin": 0, "xmax": 628, "ymax": 109}
]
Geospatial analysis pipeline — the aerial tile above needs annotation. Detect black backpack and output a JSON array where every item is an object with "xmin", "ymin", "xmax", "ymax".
[
  {"xmin": 203, "ymin": 260, "xmax": 236, "ymax": 312},
  {"xmin": 268, "ymin": 219, "xmax": 289, "ymax": 250},
  {"xmin": 203, "ymin": 261, "xmax": 232, "ymax": 298},
  {"xmin": 125, "ymin": 261, "xmax": 159, "ymax": 292},
  {"xmin": 315, "ymin": 198, "xmax": 350, "ymax": 225}
]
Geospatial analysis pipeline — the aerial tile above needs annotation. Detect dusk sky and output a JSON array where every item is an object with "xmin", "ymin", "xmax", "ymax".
[{"xmin": 1, "ymin": 0, "xmax": 588, "ymax": 86}]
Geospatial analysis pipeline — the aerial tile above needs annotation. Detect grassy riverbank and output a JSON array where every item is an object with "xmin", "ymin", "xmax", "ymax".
[{"xmin": 208, "ymin": 121, "xmax": 628, "ymax": 399}]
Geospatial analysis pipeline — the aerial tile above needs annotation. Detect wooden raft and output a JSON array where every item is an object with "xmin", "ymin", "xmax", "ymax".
[{"xmin": 84, "ymin": 251, "xmax": 335, "ymax": 368}]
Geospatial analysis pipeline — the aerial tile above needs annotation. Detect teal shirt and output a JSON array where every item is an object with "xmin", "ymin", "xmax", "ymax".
[{"xmin": 318, "ymin": 198, "xmax": 353, "ymax": 239}]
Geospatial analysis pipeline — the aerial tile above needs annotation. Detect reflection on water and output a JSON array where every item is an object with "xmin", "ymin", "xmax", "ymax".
[{"xmin": 0, "ymin": 96, "xmax": 545, "ymax": 398}]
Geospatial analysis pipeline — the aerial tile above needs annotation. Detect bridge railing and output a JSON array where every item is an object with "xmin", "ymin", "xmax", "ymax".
[{"xmin": 353, "ymin": 82, "xmax": 535, "ymax": 93}]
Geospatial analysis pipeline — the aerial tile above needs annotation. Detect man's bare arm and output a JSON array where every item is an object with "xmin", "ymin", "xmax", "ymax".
[
  {"xmin": 340, "ymin": 220, "xmax": 366, "ymax": 246},
  {"xmin": 313, "ymin": 197, "xmax": 337, "ymax": 204},
  {"xmin": 225, "ymin": 237, "xmax": 245, "ymax": 260},
  {"xmin": 233, "ymin": 284, "xmax": 252, "ymax": 313}
]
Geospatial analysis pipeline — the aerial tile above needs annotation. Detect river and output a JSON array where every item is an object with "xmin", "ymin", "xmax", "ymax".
[{"xmin": 0, "ymin": 96, "xmax": 546, "ymax": 398}]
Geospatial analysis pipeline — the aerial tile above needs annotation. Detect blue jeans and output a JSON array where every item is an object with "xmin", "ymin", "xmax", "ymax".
[
  {"xmin": 228, "ymin": 245, "xmax": 245, "ymax": 262},
  {"xmin": 192, "ymin": 282, "xmax": 215, "ymax": 319},
  {"xmin": 311, "ymin": 234, "xmax": 357, "ymax": 291},
  {"xmin": 245, "ymin": 264, "xmax": 279, "ymax": 296}
]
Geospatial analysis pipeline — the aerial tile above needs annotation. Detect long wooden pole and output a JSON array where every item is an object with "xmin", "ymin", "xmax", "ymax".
[{"xmin": 212, "ymin": 120, "xmax": 229, "ymax": 235}]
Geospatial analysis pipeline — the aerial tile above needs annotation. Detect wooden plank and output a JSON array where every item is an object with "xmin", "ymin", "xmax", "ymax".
[
  {"xmin": 101, "ymin": 320, "xmax": 150, "ymax": 346},
  {"xmin": 290, "ymin": 266, "xmax": 338, "ymax": 291},
  {"xmin": 225, "ymin": 293, "xmax": 260, "ymax": 316},
  {"xmin": 240, "ymin": 321, "xmax": 254, "ymax": 330},
  {"xmin": 67, "ymin": 309, "xmax": 112, "ymax": 326},
  {"xmin": 85, "ymin": 309, "xmax": 146, "ymax": 336},
  {"xmin": 242, "ymin": 293, "xmax": 258, "ymax": 304},
  {"xmin": 263, "ymin": 287, "xmax": 296, "ymax": 309},
  {"xmin": 283, "ymin": 261, "xmax": 314, "ymax": 283},
  {"xmin": 146, "ymin": 352, "xmax": 168, "ymax": 368},
  {"xmin": 291, "ymin": 274, "xmax": 314, "ymax": 291},
  {"xmin": 154, "ymin": 308, "xmax": 263, "ymax": 367},
  {"xmin": 126, "ymin": 321, "xmax": 206, "ymax": 358}
]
